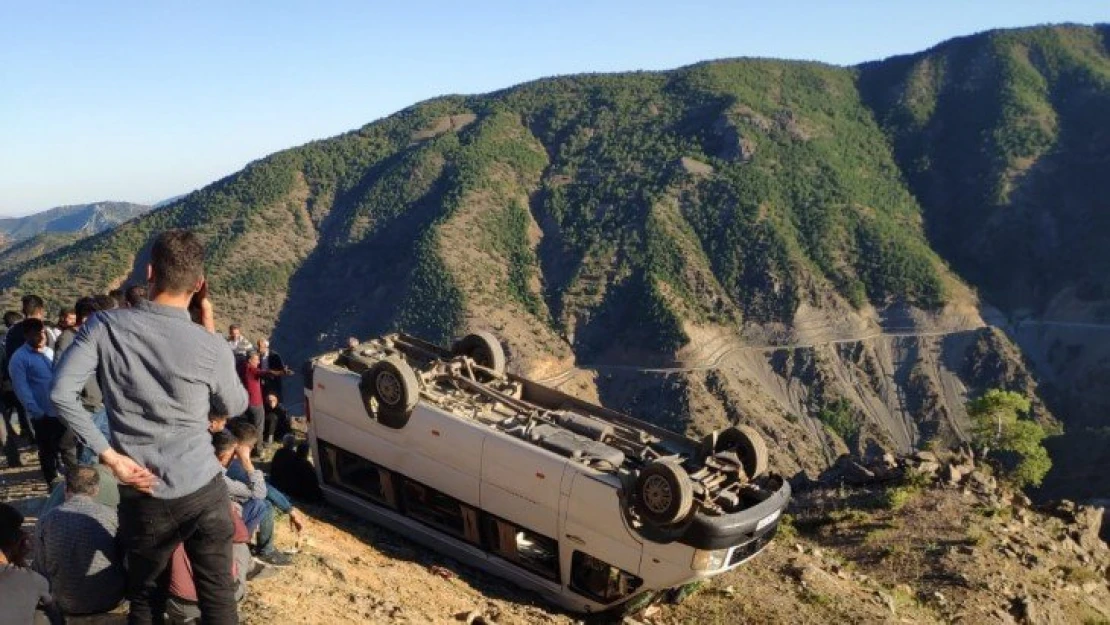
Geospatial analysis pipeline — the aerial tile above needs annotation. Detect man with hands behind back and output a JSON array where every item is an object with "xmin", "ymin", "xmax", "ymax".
[{"xmin": 52, "ymin": 230, "xmax": 248, "ymax": 625}]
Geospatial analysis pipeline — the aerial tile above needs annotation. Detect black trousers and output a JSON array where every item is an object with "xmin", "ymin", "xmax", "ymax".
[
  {"xmin": 32, "ymin": 417, "xmax": 74, "ymax": 485},
  {"xmin": 119, "ymin": 475, "xmax": 237, "ymax": 625}
]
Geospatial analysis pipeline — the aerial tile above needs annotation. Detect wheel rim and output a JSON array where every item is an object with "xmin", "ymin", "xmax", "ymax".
[
  {"xmin": 376, "ymin": 371, "xmax": 403, "ymax": 406},
  {"xmin": 642, "ymin": 474, "xmax": 673, "ymax": 514}
]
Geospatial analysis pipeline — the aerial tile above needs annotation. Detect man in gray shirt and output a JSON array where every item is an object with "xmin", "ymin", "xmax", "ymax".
[
  {"xmin": 52, "ymin": 230, "xmax": 248, "ymax": 625},
  {"xmin": 34, "ymin": 466, "xmax": 125, "ymax": 615}
]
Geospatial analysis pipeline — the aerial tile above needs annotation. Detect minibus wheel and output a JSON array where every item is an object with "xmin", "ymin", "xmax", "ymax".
[
  {"xmin": 452, "ymin": 331, "xmax": 507, "ymax": 376},
  {"xmin": 717, "ymin": 425, "xmax": 768, "ymax": 479},
  {"xmin": 360, "ymin": 356, "xmax": 419, "ymax": 428},
  {"xmin": 634, "ymin": 460, "xmax": 694, "ymax": 526}
]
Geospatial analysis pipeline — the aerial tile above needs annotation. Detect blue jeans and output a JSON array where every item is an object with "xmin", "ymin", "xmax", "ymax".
[
  {"xmin": 77, "ymin": 408, "xmax": 110, "ymax": 465},
  {"xmin": 240, "ymin": 498, "xmax": 276, "ymax": 556},
  {"xmin": 226, "ymin": 460, "xmax": 293, "ymax": 514}
]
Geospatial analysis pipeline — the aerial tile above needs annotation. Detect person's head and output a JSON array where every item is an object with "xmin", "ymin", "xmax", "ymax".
[
  {"xmin": 226, "ymin": 419, "xmax": 259, "ymax": 450},
  {"xmin": 281, "ymin": 433, "xmax": 296, "ymax": 450},
  {"xmin": 208, "ymin": 412, "xmax": 228, "ymax": 433},
  {"xmin": 94, "ymin": 294, "xmax": 118, "ymax": 311},
  {"xmin": 74, "ymin": 296, "xmax": 101, "ymax": 325},
  {"xmin": 21, "ymin": 294, "xmax": 45, "ymax": 319},
  {"xmin": 347, "ymin": 336, "xmax": 360, "ymax": 349},
  {"xmin": 2, "ymin": 311, "xmax": 22, "ymax": 328},
  {"xmin": 108, "ymin": 288, "xmax": 125, "ymax": 309},
  {"xmin": 295, "ymin": 442, "xmax": 311, "ymax": 461},
  {"xmin": 58, "ymin": 308, "xmax": 77, "ymax": 330},
  {"xmin": 125, "ymin": 284, "xmax": 147, "ymax": 308},
  {"xmin": 22, "ymin": 318, "xmax": 46, "ymax": 350},
  {"xmin": 64, "ymin": 466, "xmax": 100, "ymax": 500},
  {"xmin": 212, "ymin": 430, "xmax": 238, "ymax": 467},
  {"xmin": 246, "ymin": 350, "xmax": 260, "ymax": 367},
  {"xmin": 0, "ymin": 503, "xmax": 27, "ymax": 564},
  {"xmin": 148, "ymin": 229, "xmax": 205, "ymax": 298},
  {"xmin": 228, "ymin": 324, "xmax": 241, "ymax": 341},
  {"xmin": 265, "ymin": 393, "xmax": 279, "ymax": 409},
  {"xmin": 257, "ymin": 338, "xmax": 269, "ymax": 353}
]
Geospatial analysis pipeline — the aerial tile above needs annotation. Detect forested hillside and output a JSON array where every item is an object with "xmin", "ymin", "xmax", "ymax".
[{"xmin": 2, "ymin": 24, "xmax": 1107, "ymax": 498}]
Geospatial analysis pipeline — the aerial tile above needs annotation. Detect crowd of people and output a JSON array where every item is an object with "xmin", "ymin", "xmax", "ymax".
[{"xmin": 0, "ymin": 230, "xmax": 322, "ymax": 624}]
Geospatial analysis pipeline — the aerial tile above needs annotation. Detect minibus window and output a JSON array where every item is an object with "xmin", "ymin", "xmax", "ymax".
[
  {"xmin": 400, "ymin": 480, "xmax": 468, "ymax": 540},
  {"xmin": 318, "ymin": 442, "xmax": 394, "ymax": 508},
  {"xmin": 482, "ymin": 516, "xmax": 560, "ymax": 582},
  {"xmin": 569, "ymin": 551, "xmax": 643, "ymax": 603}
]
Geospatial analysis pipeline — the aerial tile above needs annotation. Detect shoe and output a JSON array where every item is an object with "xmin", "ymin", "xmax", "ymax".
[
  {"xmin": 254, "ymin": 551, "xmax": 294, "ymax": 567},
  {"xmin": 247, "ymin": 561, "xmax": 280, "ymax": 581}
]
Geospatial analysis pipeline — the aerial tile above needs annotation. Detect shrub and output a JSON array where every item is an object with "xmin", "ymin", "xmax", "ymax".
[{"xmin": 968, "ymin": 389, "xmax": 1052, "ymax": 488}]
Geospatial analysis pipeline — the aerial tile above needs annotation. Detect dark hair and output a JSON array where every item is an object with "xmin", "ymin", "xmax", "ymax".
[
  {"xmin": 212, "ymin": 430, "xmax": 238, "ymax": 457},
  {"xmin": 229, "ymin": 324, "xmax": 241, "ymax": 332},
  {"xmin": 22, "ymin": 317, "xmax": 44, "ymax": 340},
  {"xmin": 125, "ymin": 285, "xmax": 147, "ymax": 307},
  {"xmin": 108, "ymin": 288, "xmax": 125, "ymax": 308},
  {"xmin": 226, "ymin": 419, "xmax": 259, "ymax": 446},
  {"xmin": 21, "ymin": 294, "xmax": 44, "ymax": 317},
  {"xmin": 0, "ymin": 502, "xmax": 24, "ymax": 552},
  {"xmin": 75, "ymin": 297, "xmax": 100, "ymax": 323},
  {"xmin": 65, "ymin": 466, "xmax": 100, "ymax": 496},
  {"xmin": 209, "ymin": 394, "xmax": 229, "ymax": 420},
  {"xmin": 94, "ymin": 294, "xmax": 117, "ymax": 311},
  {"xmin": 151, "ymin": 230, "xmax": 204, "ymax": 295},
  {"xmin": 2, "ymin": 311, "xmax": 22, "ymax": 328},
  {"xmin": 296, "ymin": 442, "xmax": 311, "ymax": 460}
]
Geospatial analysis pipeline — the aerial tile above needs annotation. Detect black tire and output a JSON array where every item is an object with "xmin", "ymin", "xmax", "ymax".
[
  {"xmin": 717, "ymin": 425, "xmax": 769, "ymax": 479},
  {"xmin": 451, "ymin": 331, "xmax": 507, "ymax": 376},
  {"xmin": 634, "ymin": 460, "xmax": 694, "ymax": 526},
  {"xmin": 359, "ymin": 356, "xmax": 419, "ymax": 429}
]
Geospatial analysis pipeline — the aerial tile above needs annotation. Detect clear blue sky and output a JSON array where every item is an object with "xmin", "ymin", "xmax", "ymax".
[{"xmin": 1, "ymin": 1, "xmax": 1105, "ymax": 216}]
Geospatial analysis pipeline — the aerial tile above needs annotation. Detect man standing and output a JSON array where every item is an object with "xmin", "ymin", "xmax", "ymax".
[
  {"xmin": 240, "ymin": 351, "xmax": 267, "ymax": 455},
  {"xmin": 52, "ymin": 229, "xmax": 248, "ymax": 624},
  {"xmin": 226, "ymin": 324, "xmax": 252, "ymax": 358},
  {"xmin": 4, "ymin": 295, "xmax": 48, "ymax": 441},
  {"xmin": 34, "ymin": 466, "xmax": 126, "ymax": 616},
  {"xmin": 55, "ymin": 297, "xmax": 109, "ymax": 465},
  {"xmin": 0, "ymin": 311, "xmax": 25, "ymax": 467},
  {"xmin": 8, "ymin": 319, "xmax": 73, "ymax": 485},
  {"xmin": 256, "ymin": 338, "xmax": 290, "ymax": 403}
]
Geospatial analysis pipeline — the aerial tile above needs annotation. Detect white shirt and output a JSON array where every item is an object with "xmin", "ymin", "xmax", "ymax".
[{"xmin": 0, "ymin": 564, "xmax": 52, "ymax": 624}]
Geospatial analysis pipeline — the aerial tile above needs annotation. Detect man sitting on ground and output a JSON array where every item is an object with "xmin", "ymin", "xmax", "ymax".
[
  {"xmin": 34, "ymin": 466, "xmax": 126, "ymax": 616},
  {"xmin": 214, "ymin": 429, "xmax": 297, "ymax": 567},
  {"xmin": 0, "ymin": 503, "xmax": 62, "ymax": 625},
  {"xmin": 271, "ymin": 437, "xmax": 323, "ymax": 503},
  {"xmin": 263, "ymin": 392, "xmax": 291, "ymax": 446}
]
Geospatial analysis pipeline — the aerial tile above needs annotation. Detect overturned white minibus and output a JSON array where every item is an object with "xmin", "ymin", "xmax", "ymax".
[{"xmin": 304, "ymin": 332, "xmax": 789, "ymax": 615}]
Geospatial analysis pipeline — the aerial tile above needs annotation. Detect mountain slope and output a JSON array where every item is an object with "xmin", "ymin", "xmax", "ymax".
[
  {"xmin": 859, "ymin": 24, "xmax": 1110, "ymax": 498},
  {"xmin": 0, "ymin": 201, "xmax": 150, "ymax": 243},
  {"xmin": 3, "ymin": 25, "xmax": 1106, "ymax": 491}
]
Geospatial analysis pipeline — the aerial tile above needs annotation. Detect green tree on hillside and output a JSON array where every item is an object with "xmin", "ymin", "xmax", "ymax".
[{"xmin": 968, "ymin": 389, "xmax": 1051, "ymax": 488}]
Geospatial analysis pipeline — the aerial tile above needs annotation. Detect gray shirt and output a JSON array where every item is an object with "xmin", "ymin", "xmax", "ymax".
[
  {"xmin": 51, "ymin": 300, "xmax": 248, "ymax": 499},
  {"xmin": 34, "ymin": 494, "xmax": 125, "ymax": 615}
]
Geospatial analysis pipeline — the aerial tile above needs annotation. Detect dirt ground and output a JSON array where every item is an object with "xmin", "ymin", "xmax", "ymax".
[{"xmin": 5, "ymin": 438, "xmax": 1109, "ymax": 625}]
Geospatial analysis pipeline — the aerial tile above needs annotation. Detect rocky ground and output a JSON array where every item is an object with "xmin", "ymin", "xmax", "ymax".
[{"xmin": 2, "ymin": 443, "xmax": 1108, "ymax": 624}]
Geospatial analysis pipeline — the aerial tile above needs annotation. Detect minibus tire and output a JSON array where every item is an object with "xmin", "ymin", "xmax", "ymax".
[
  {"xmin": 361, "ymin": 357, "xmax": 419, "ymax": 428},
  {"xmin": 634, "ymin": 460, "xmax": 694, "ymax": 526},
  {"xmin": 718, "ymin": 425, "xmax": 768, "ymax": 479},
  {"xmin": 452, "ymin": 331, "xmax": 507, "ymax": 376}
]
